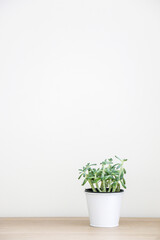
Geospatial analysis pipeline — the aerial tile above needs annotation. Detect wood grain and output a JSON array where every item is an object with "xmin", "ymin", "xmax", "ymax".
[{"xmin": 0, "ymin": 218, "xmax": 159, "ymax": 240}]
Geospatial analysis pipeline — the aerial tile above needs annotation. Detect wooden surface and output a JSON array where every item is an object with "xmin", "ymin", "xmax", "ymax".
[{"xmin": 0, "ymin": 218, "xmax": 160, "ymax": 240}]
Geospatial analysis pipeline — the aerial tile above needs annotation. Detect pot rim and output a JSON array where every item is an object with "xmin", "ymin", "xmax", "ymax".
[{"xmin": 85, "ymin": 188, "xmax": 124, "ymax": 194}]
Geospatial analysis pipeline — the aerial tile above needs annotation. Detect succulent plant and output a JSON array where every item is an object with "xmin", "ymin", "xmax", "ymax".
[{"xmin": 78, "ymin": 156, "xmax": 127, "ymax": 192}]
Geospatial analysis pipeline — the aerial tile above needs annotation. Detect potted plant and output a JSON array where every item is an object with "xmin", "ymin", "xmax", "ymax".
[{"xmin": 78, "ymin": 156, "xmax": 127, "ymax": 228}]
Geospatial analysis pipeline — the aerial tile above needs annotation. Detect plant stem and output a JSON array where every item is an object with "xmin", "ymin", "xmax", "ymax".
[
  {"xmin": 102, "ymin": 180, "xmax": 106, "ymax": 192},
  {"xmin": 88, "ymin": 180, "xmax": 97, "ymax": 192},
  {"xmin": 116, "ymin": 183, "xmax": 120, "ymax": 192},
  {"xmin": 108, "ymin": 180, "xmax": 111, "ymax": 192},
  {"xmin": 102, "ymin": 165, "xmax": 106, "ymax": 192},
  {"xmin": 96, "ymin": 182, "xmax": 102, "ymax": 192},
  {"xmin": 100, "ymin": 181, "xmax": 103, "ymax": 190}
]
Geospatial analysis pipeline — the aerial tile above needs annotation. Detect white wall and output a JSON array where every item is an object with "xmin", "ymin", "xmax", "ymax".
[{"xmin": 0, "ymin": 0, "xmax": 160, "ymax": 217}]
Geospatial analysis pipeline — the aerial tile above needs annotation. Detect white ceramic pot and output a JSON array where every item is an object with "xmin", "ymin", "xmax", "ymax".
[{"xmin": 85, "ymin": 189, "xmax": 124, "ymax": 227}]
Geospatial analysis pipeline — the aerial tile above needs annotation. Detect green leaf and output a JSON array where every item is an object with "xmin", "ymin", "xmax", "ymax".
[
  {"xmin": 108, "ymin": 158, "xmax": 113, "ymax": 162},
  {"xmin": 104, "ymin": 175, "xmax": 112, "ymax": 180},
  {"xmin": 116, "ymin": 165, "xmax": 121, "ymax": 169},
  {"xmin": 120, "ymin": 171, "xmax": 124, "ymax": 179},
  {"xmin": 115, "ymin": 156, "xmax": 122, "ymax": 161},
  {"xmin": 82, "ymin": 179, "xmax": 88, "ymax": 186},
  {"xmin": 123, "ymin": 168, "xmax": 126, "ymax": 174},
  {"xmin": 87, "ymin": 176, "xmax": 94, "ymax": 179},
  {"xmin": 123, "ymin": 178, "xmax": 126, "ymax": 184},
  {"xmin": 93, "ymin": 178, "xmax": 101, "ymax": 183},
  {"xmin": 112, "ymin": 170, "xmax": 119, "ymax": 175},
  {"xmin": 115, "ymin": 176, "xmax": 120, "ymax": 181},
  {"xmin": 78, "ymin": 174, "xmax": 83, "ymax": 179},
  {"xmin": 112, "ymin": 164, "xmax": 121, "ymax": 169},
  {"xmin": 120, "ymin": 180, "xmax": 126, "ymax": 189}
]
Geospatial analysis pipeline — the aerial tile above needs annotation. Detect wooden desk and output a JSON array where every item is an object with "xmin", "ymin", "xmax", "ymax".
[{"xmin": 0, "ymin": 218, "xmax": 159, "ymax": 240}]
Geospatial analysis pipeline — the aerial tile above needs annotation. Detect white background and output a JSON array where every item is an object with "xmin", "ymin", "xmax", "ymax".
[{"xmin": 0, "ymin": 0, "xmax": 160, "ymax": 217}]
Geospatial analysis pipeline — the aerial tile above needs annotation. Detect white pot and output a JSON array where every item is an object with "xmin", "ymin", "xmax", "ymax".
[{"xmin": 85, "ymin": 189, "xmax": 124, "ymax": 228}]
